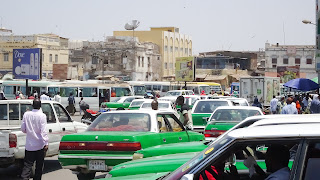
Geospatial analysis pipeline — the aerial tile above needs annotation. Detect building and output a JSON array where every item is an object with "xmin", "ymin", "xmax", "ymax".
[
  {"xmin": 114, "ymin": 27, "xmax": 192, "ymax": 79},
  {"xmin": 81, "ymin": 36, "xmax": 161, "ymax": 81},
  {"xmin": 0, "ymin": 33, "xmax": 69, "ymax": 79},
  {"xmin": 263, "ymin": 43, "xmax": 316, "ymax": 82}
]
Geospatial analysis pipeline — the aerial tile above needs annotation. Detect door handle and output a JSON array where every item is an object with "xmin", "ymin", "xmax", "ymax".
[
  {"xmin": 163, "ymin": 138, "xmax": 166, "ymax": 142},
  {"xmin": 179, "ymin": 137, "xmax": 182, "ymax": 141},
  {"xmin": 62, "ymin": 128, "xmax": 66, "ymax": 131},
  {"xmin": 49, "ymin": 129, "xmax": 52, "ymax": 133}
]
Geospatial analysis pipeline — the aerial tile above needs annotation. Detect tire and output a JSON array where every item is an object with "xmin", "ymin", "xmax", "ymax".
[{"xmin": 77, "ymin": 172, "xmax": 96, "ymax": 180}]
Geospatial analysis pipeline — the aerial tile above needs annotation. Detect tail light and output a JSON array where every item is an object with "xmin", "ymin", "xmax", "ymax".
[
  {"xmin": 59, "ymin": 141, "xmax": 141, "ymax": 151},
  {"xmin": 204, "ymin": 130, "xmax": 226, "ymax": 138},
  {"xmin": 9, "ymin": 134, "xmax": 17, "ymax": 148}
]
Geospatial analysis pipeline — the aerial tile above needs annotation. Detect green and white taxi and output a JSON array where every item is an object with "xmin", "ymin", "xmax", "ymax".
[
  {"xmin": 58, "ymin": 110, "xmax": 204, "ymax": 179},
  {"xmin": 191, "ymin": 99, "xmax": 233, "ymax": 132},
  {"xmin": 101, "ymin": 96, "xmax": 144, "ymax": 110}
]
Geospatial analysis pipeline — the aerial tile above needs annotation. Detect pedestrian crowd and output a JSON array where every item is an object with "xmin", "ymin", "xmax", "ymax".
[{"xmin": 253, "ymin": 93, "xmax": 317, "ymax": 115}]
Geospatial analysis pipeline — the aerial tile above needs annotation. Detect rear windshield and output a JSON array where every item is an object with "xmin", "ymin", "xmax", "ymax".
[
  {"xmin": 88, "ymin": 113, "xmax": 150, "ymax": 132},
  {"xmin": 165, "ymin": 91, "xmax": 181, "ymax": 96},
  {"xmin": 130, "ymin": 101, "xmax": 144, "ymax": 107},
  {"xmin": 141, "ymin": 102, "xmax": 169, "ymax": 109},
  {"xmin": 111, "ymin": 97, "xmax": 121, "ymax": 102},
  {"xmin": 194, "ymin": 101, "xmax": 229, "ymax": 113},
  {"xmin": 211, "ymin": 109, "xmax": 261, "ymax": 121}
]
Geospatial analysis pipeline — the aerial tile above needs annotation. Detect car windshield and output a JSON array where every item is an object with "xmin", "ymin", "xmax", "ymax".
[
  {"xmin": 185, "ymin": 97, "xmax": 198, "ymax": 106},
  {"xmin": 228, "ymin": 99, "xmax": 248, "ymax": 106},
  {"xmin": 199, "ymin": 86, "xmax": 211, "ymax": 94},
  {"xmin": 165, "ymin": 91, "xmax": 181, "ymax": 96},
  {"xmin": 167, "ymin": 135, "xmax": 234, "ymax": 179},
  {"xmin": 211, "ymin": 109, "xmax": 261, "ymax": 121},
  {"xmin": 111, "ymin": 97, "xmax": 121, "ymax": 102},
  {"xmin": 141, "ymin": 102, "xmax": 169, "ymax": 109},
  {"xmin": 88, "ymin": 113, "xmax": 150, "ymax": 132},
  {"xmin": 194, "ymin": 101, "xmax": 229, "ymax": 113},
  {"xmin": 130, "ymin": 101, "xmax": 144, "ymax": 107}
]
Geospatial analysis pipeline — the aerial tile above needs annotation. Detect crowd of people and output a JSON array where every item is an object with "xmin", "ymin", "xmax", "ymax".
[{"xmin": 253, "ymin": 93, "xmax": 319, "ymax": 115}]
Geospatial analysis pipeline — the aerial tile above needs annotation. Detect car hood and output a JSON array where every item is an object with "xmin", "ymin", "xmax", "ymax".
[
  {"xmin": 109, "ymin": 152, "xmax": 198, "ymax": 177},
  {"xmin": 135, "ymin": 141, "xmax": 208, "ymax": 158},
  {"xmin": 103, "ymin": 172, "xmax": 169, "ymax": 180}
]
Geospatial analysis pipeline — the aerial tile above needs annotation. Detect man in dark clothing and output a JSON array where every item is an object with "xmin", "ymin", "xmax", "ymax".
[
  {"xmin": 176, "ymin": 96, "xmax": 193, "ymax": 130},
  {"xmin": 68, "ymin": 93, "xmax": 76, "ymax": 115}
]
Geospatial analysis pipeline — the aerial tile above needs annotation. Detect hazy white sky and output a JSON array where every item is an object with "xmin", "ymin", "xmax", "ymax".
[{"xmin": 0, "ymin": 0, "xmax": 316, "ymax": 54}]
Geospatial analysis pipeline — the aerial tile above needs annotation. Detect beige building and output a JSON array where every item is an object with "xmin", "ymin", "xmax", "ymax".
[
  {"xmin": 114, "ymin": 27, "xmax": 192, "ymax": 79},
  {"xmin": 0, "ymin": 33, "xmax": 69, "ymax": 79}
]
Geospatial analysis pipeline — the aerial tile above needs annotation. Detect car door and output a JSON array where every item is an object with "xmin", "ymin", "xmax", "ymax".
[
  {"xmin": 41, "ymin": 103, "xmax": 61, "ymax": 156},
  {"xmin": 53, "ymin": 103, "xmax": 76, "ymax": 136},
  {"xmin": 157, "ymin": 113, "xmax": 189, "ymax": 144}
]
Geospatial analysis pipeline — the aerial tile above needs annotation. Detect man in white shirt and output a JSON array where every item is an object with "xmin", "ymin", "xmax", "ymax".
[
  {"xmin": 270, "ymin": 96, "xmax": 279, "ymax": 114},
  {"xmin": 54, "ymin": 92, "xmax": 61, "ymax": 103},
  {"xmin": 40, "ymin": 92, "xmax": 50, "ymax": 101},
  {"xmin": 21, "ymin": 99, "xmax": 49, "ymax": 180},
  {"xmin": 265, "ymin": 145, "xmax": 290, "ymax": 180}
]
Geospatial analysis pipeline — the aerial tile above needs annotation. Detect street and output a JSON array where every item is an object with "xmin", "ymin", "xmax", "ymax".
[{"xmin": 0, "ymin": 113, "xmax": 108, "ymax": 180}]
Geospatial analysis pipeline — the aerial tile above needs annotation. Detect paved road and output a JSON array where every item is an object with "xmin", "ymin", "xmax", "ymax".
[{"xmin": 0, "ymin": 113, "xmax": 109, "ymax": 180}]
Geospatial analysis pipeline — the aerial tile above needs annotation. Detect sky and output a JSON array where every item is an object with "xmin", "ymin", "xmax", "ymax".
[{"xmin": 0, "ymin": 0, "xmax": 316, "ymax": 54}]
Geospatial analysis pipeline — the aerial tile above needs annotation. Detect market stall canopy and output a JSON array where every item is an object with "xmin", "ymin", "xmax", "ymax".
[{"xmin": 284, "ymin": 78, "xmax": 319, "ymax": 91}]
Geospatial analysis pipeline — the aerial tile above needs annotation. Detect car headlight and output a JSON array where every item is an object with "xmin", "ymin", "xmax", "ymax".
[{"xmin": 132, "ymin": 153, "xmax": 144, "ymax": 160}]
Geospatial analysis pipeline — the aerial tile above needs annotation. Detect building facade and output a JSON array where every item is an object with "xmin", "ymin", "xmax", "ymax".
[
  {"xmin": 0, "ymin": 33, "xmax": 69, "ymax": 79},
  {"xmin": 81, "ymin": 36, "xmax": 161, "ymax": 81},
  {"xmin": 264, "ymin": 43, "xmax": 316, "ymax": 80},
  {"xmin": 114, "ymin": 27, "xmax": 192, "ymax": 79}
]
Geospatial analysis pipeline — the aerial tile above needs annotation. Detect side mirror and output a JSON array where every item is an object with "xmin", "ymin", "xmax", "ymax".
[
  {"xmin": 226, "ymin": 154, "xmax": 236, "ymax": 166},
  {"xmin": 181, "ymin": 174, "xmax": 194, "ymax": 180}
]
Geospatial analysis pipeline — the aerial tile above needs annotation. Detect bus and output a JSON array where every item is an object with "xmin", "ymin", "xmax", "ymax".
[
  {"xmin": 127, "ymin": 81, "xmax": 171, "ymax": 97},
  {"xmin": 196, "ymin": 82, "xmax": 224, "ymax": 95},
  {"xmin": 126, "ymin": 81, "xmax": 146, "ymax": 96},
  {"xmin": 2, "ymin": 80, "xmax": 133, "ymax": 111}
]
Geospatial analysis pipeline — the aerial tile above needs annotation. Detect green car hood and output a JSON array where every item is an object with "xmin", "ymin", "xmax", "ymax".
[
  {"xmin": 192, "ymin": 113, "xmax": 211, "ymax": 126},
  {"xmin": 103, "ymin": 172, "xmax": 169, "ymax": 180},
  {"xmin": 135, "ymin": 141, "xmax": 208, "ymax": 158},
  {"xmin": 103, "ymin": 102, "xmax": 130, "ymax": 108},
  {"xmin": 110, "ymin": 152, "xmax": 198, "ymax": 177}
]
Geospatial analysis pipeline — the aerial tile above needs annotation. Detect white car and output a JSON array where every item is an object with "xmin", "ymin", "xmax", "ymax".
[
  {"xmin": 128, "ymin": 99, "xmax": 150, "ymax": 110},
  {"xmin": 0, "ymin": 99, "xmax": 87, "ymax": 171},
  {"xmin": 140, "ymin": 100, "xmax": 177, "ymax": 111}
]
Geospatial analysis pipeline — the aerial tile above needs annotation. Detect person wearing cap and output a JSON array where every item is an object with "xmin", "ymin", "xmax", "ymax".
[{"xmin": 21, "ymin": 98, "xmax": 48, "ymax": 180}]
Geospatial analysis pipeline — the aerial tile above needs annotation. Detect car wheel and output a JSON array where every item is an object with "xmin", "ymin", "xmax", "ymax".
[{"xmin": 77, "ymin": 172, "xmax": 96, "ymax": 180}]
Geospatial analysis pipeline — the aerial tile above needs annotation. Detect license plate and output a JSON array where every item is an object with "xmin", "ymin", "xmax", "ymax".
[{"xmin": 88, "ymin": 160, "xmax": 106, "ymax": 171}]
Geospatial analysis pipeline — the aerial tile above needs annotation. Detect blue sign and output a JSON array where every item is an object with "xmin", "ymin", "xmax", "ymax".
[{"xmin": 13, "ymin": 48, "xmax": 41, "ymax": 80}]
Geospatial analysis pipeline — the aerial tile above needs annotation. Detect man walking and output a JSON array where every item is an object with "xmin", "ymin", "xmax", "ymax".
[
  {"xmin": 281, "ymin": 97, "xmax": 298, "ymax": 114},
  {"xmin": 176, "ymin": 96, "xmax": 193, "ymax": 130},
  {"xmin": 21, "ymin": 99, "xmax": 48, "ymax": 180},
  {"xmin": 310, "ymin": 94, "xmax": 320, "ymax": 114},
  {"xmin": 270, "ymin": 96, "xmax": 279, "ymax": 114},
  {"xmin": 53, "ymin": 92, "xmax": 61, "ymax": 103},
  {"xmin": 68, "ymin": 93, "xmax": 76, "ymax": 115}
]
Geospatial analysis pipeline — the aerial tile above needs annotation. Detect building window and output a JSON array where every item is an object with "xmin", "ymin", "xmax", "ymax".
[
  {"xmin": 142, "ymin": 57, "xmax": 144, "ymax": 67},
  {"xmin": 272, "ymin": 65, "xmax": 277, "ymax": 68},
  {"xmin": 138, "ymin": 56, "xmax": 140, "ymax": 67},
  {"xmin": 272, "ymin": 58, "xmax": 277, "ymax": 64},
  {"xmin": 164, "ymin": 46, "xmax": 168, "ymax": 51},
  {"xmin": 147, "ymin": 57, "xmax": 150, "ymax": 67},
  {"xmin": 189, "ymin": 49, "xmax": 192, "ymax": 55},
  {"xmin": 295, "ymin": 57, "xmax": 300, "ymax": 64},
  {"xmin": 157, "ymin": 56, "xmax": 160, "ymax": 60},
  {"xmin": 175, "ymin": 47, "xmax": 178, "ymax": 52},
  {"xmin": 92, "ymin": 56, "xmax": 98, "ymax": 64},
  {"xmin": 185, "ymin": 48, "xmax": 188, "ymax": 54},
  {"xmin": 180, "ymin": 48, "xmax": 183, "ymax": 52},
  {"xmin": 49, "ymin": 54, "xmax": 52, "ymax": 62},
  {"xmin": 3, "ymin": 53, "xmax": 9, "ymax": 61},
  {"xmin": 307, "ymin": 57, "xmax": 313, "ymax": 64},
  {"xmin": 55, "ymin": 54, "xmax": 58, "ymax": 63},
  {"xmin": 283, "ymin": 58, "xmax": 288, "ymax": 64},
  {"xmin": 42, "ymin": 53, "xmax": 44, "ymax": 62},
  {"xmin": 170, "ymin": 46, "xmax": 173, "ymax": 52},
  {"xmin": 164, "ymin": 63, "xmax": 168, "ymax": 69}
]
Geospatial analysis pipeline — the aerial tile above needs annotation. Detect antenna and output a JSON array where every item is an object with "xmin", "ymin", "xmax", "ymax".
[{"xmin": 124, "ymin": 20, "xmax": 140, "ymax": 30}]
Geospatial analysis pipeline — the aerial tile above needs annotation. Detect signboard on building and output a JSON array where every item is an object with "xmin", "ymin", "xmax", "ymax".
[
  {"xmin": 53, "ymin": 64, "xmax": 68, "ymax": 80},
  {"xmin": 277, "ymin": 66, "xmax": 299, "ymax": 83},
  {"xmin": 175, "ymin": 57, "xmax": 195, "ymax": 82},
  {"xmin": 12, "ymin": 48, "xmax": 41, "ymax": 80}
]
